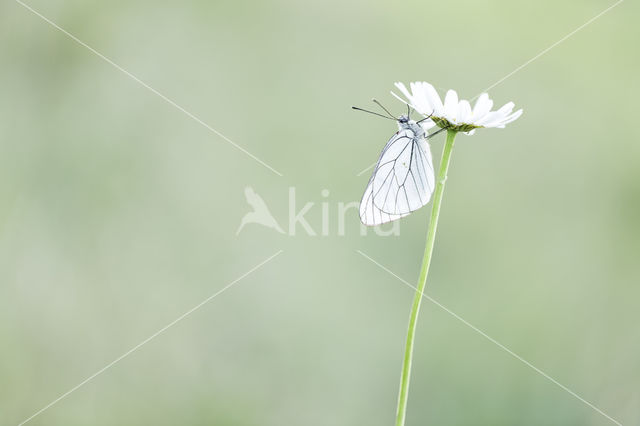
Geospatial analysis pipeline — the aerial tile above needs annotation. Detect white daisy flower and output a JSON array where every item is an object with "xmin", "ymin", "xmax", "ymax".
[{"xmin": 392, "ymin": 81, "xmax": 523, "ymax": 135}]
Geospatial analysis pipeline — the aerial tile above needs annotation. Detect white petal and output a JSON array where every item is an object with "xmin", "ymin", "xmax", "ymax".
[
  {"xmin": 496, "ymin": 101, "xmax": 515, "ymax": 116},
  {"xmin": 475, "ymin": 111, "xmax": 502, "ymax": 127},
  {"xmin": 458, "ymin": 100, "xmax": 472, "ymax": 123},
  {"xmin": 483, "ymin": 103, "xmax": 520, "ymax": 128},
  {"xmin": 394, "ymin": 82, "xmax": 413, "ymax": 101},
  {"xmin": 391, "ymin": 90, "xmax": 409, "ymax": 106},
  {"xmin": 443, "ymin": 90, "xmax": 459, "ymax": 122},
  {"xmin": 422, "ymin": 82, "xmax": 444, "ymax": 116},
  {"xmin": 412, "ymin": 82, "xmax": 434, "ymax": 115},
  {"xmin": 499, "ymin": 109, "xmax": 523, "ymax": 126},
  {"xmin": 392, "ymin": 82, "xmax": 427, "ymax": 115},
  {"xmin": 472, "ymin": 93, "xmax": 493, "ymax": 122}
]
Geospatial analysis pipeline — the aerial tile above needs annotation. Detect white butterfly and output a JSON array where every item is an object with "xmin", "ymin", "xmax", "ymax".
[{"xmin": 357, "ymin": 105, "xmax": 442, "ymax": 226}]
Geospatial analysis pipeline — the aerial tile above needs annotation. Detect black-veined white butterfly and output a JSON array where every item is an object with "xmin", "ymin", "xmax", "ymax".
[{"xmin": 354, "ymin": 101, "xmax": 445, "ymax": 226}]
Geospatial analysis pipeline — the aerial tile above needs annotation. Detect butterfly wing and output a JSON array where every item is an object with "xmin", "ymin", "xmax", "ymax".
[
  {"xmin": 359, "ymin": 128, "xmax": 435, "ymax": 225},
  {"xmin": 360, "ymin": 175, "xmax": 410, "ymax": 226}
]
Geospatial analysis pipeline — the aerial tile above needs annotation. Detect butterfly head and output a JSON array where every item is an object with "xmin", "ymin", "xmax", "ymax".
[
  {"xmin": 397, "ymin": 116, "xmax": 426, "ymax": 138},
  {"xmin": 397, "ymin": 115, "xmax": 410, "ymax": 124}
]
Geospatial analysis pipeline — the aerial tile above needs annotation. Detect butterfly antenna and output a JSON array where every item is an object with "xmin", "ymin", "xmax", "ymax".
[
  {"xmin": 352, "ymin": 106, "xmax": 395, "ymax": 120},
  {"xmin": 371, "ymin": 99, "xmax": 396, "ymax": 119}
]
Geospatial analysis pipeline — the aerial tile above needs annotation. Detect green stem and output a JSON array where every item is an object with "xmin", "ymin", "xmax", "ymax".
[{"xmin": 395, "ymin": 129, "xmax": 457, "ymax": 426}]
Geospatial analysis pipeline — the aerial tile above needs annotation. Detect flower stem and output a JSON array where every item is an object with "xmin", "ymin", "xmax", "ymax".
[{"xmin": 395, "ymin": 129, "xmax": 457, "ymax": 426}]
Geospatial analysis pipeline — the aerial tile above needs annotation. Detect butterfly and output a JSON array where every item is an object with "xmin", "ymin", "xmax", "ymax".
[{"xmin": 355, "ymin": 101, "xmax": 445, "ymax": 226}]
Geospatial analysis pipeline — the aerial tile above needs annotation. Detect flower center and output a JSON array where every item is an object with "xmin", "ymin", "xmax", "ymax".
[{"xmin": 432, "ymin": 116, "xmax": 482, "ymax": 133}]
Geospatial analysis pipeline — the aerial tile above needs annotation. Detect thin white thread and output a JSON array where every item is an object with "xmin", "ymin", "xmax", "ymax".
[
  {"xmin": 17, "ymin": 250, "xmax": 283, "ymax": 426},
  {"xmin": 357, "ymin": 250, "xmax": 623, "ymax": 426},
  {"xmin": 13, "ymin": 0, "xmax": 283, "ymax": 177}
]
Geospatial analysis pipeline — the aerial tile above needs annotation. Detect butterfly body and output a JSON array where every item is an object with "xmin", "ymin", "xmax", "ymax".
[{"xmin": 359, "ymin": 117, "xmax": 435, "ymax": 226}]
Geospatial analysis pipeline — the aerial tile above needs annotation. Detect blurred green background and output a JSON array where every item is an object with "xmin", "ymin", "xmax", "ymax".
[{"xmin": 1, "ymin": 0, "xmax": 639, "ymax": 425}]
